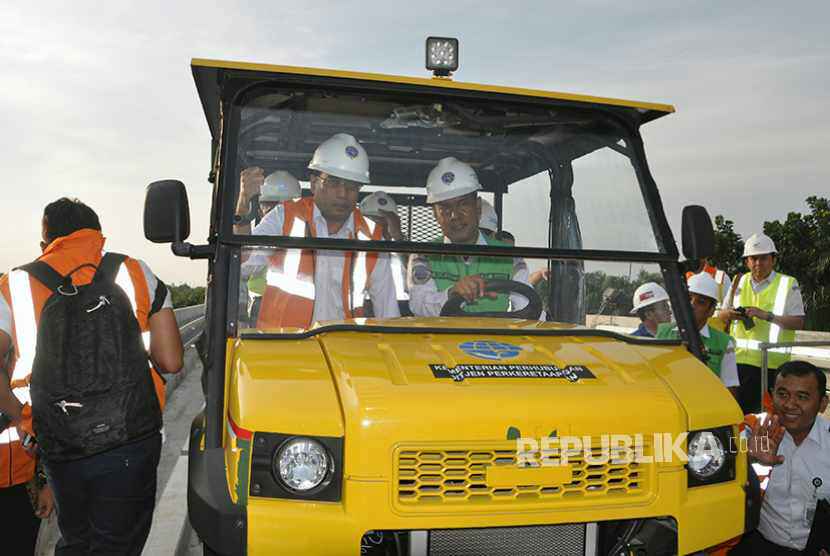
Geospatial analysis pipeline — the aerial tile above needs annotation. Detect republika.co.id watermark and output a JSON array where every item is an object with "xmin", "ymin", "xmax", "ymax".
[{"xmin": 515, "ymin": 432, "xmax": 762, "ymax": 466}]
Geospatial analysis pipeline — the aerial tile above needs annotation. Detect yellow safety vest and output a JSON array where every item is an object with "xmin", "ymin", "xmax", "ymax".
[{"xmin": 731, "ymin": 272, "xmax": 795, "ymax": 369}]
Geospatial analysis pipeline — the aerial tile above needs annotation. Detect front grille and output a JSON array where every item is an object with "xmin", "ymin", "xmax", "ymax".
[
  {"xmin": 396, "ymin": 441, "xmax": 650, "ymax": 509},
  {"xmin": 429, "ymin": 524, "xmax": 586, "ymax": 556}
]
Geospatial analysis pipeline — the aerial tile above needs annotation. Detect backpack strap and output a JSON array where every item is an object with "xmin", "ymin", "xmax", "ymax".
[
  {"xmin": 94, "ymin": 253, "xmax": 128, "ymax": 284},
  {"xmin": 149, "ymin": 277, "xmax": 168, "ymax": 317},
  {"xmin": 16, "ymin": 261, "xmax": 71, "ymax": 294}
]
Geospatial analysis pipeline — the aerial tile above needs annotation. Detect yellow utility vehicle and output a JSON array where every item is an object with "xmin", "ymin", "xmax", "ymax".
[{"xmin": 144, "ymin": 40, "xmax": 748, "ymax": 555}]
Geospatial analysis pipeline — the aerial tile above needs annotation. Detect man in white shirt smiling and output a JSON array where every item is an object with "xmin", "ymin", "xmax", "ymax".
[{"xmin": 736, "ymin": 360, "xmax": 830, "ymax": 554}]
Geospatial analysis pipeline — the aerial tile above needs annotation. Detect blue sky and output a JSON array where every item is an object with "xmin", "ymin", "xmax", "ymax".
[{"xmin": 1, "ymin": 1, "xmax": 827, "ymax": 284}]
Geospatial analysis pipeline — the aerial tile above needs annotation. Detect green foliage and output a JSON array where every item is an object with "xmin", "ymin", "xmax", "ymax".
[
  {"xmin": 534, "ymin": 267, "xmax": 663, "ymax": 316},
  {"xmin": 168, "ymin": 283, "xmax": 206, "ymax": 308},
  {"xmin": 710, "ymin": 215, "xmax": 744, "ymax": 278},
  {"xmin": 763, "ymin": 197, "xmax": 830, "ymax": 330}
]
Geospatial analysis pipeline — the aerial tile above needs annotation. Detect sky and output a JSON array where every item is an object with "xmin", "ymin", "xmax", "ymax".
[{"xmin": 1, "ymin": 1, "xmax": 828, "ymax": 285}]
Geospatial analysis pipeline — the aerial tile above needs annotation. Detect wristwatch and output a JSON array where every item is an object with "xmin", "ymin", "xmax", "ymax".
[{"xmin": 766, "ymin": 311, "xmax": 774, "ymax": 322}]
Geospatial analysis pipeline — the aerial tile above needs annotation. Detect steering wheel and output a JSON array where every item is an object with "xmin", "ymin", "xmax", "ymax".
[{"xmin": 439, "ymin": 279, "xmax": 543, "ymax": 320}]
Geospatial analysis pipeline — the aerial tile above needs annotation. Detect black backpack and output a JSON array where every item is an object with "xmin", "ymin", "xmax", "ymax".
[{"xmin": 20, "ymin": 253, "xmax": 161, "ymax": 462}]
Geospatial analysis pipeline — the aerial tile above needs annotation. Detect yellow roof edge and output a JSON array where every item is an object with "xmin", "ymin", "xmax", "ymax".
[{"xmin": 191, "ymin": 58, "xmax": 676, "ymax": 115}]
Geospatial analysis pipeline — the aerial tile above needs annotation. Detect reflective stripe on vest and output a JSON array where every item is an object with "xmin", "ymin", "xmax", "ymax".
[
  {"xmin": 732, "ymin": 273, "xmax": 795, "ymax": 365},
  {"xmin": 115, "ymin": 262, "xmax": 151, "ymax": 350},
  {"xmin": 351, "ymin": 220, "xmax": 374, "ymax": 310},
  {"xmin": 265, "ymin": 217, "xmax": 315, "ymax": 299},
  {"xmin": 4, "ymin": 271, "xmax": 34, "ymax": 444}
]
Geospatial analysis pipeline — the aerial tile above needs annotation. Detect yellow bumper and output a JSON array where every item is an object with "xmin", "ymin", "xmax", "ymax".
[{"xmin": 246, "ymin": 469, "xmax": 744, "ymax": 555}]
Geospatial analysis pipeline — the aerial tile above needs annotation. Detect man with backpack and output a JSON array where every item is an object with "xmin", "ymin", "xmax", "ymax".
[{"xmin": 0, "ymin": 198, "xmax": 183, "ymax": 555}]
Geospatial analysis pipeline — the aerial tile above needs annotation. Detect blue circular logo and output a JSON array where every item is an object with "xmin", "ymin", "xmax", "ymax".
[
  {"xmin": 378, "ymin": 197, "xmax": 388, "ymax": 206},
  {"xmin": 441, "ymin": 171, "xmax": 455, "ymax": 185},
  {"xmin": 459, "ymin": 340, "xmax": 523, "ymax": 360},
  {"xmin": 345, "ymin": 145, "xmax": 359, "ymax": 159}
]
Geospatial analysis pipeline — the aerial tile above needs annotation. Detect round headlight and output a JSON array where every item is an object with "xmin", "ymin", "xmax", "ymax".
[
  {"xmin": 275, "ymin": 438, "xmax": 331, "ymax": 492},
  {"xmin": 687, "ymin": 431, "xmax": 726, "ymax": 479}
]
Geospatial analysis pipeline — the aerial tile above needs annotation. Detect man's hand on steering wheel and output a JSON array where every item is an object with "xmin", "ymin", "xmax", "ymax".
[{"xmin": 450, "ymin": 275, "xmax": 498, "ymax": 303}]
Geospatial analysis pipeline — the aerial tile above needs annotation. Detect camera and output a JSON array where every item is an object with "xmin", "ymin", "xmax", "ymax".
[{"xmin": 735, "ymin": 307, "xmax": 755, "ymax": 330}]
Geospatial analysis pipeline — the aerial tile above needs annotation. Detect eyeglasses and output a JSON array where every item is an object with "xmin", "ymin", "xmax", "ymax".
[
  {"xmin": 316, "ymin": 174, "xmax": 361, "ymax": 195},
  {"xmin": 434, "ymin": 195, "xmax": 477, "ymax": 218}
]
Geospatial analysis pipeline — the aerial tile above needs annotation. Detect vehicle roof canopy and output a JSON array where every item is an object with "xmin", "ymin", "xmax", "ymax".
[{"xmin": 192, "ymin": 59, "xmax": 675, "ymax": 189}]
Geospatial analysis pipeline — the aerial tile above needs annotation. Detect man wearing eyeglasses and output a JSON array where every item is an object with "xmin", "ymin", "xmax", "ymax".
[
  {"xmin": 407, "ymin": 157, "xmax": 530, "ymax": 317},
  {"xmin": 235, "ymin": 133, "xmax": 400, "ymax": 328}
]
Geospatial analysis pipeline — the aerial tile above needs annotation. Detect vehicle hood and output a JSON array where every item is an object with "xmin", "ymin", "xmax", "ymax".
[{"xmin": 231, "ymin": 319, "xmax": 740, "ymax": 479}]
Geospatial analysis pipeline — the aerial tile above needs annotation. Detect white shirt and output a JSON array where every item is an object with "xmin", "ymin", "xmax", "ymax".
[
  {"xmin": 700, "ymin": 324, "xmax": 739, "ymax": 388},
  {"xmin": 722, "ymin": 271, "xmax": 805, "ymax": 316},
  {"xmin": 0, "ymin": 295, "xmax": 11, "ymax": 338},
  {"xmin": 248, "ymin": 203, "xmax": 400, "ymax": 322},
  {"xmin": 714, "ymin": 272, "xmax": 732, "ymax": 309},
  {"xmin": 758, "ymin": 415, "xmax": 830, "ymax": 550},
  {"xmin": 0, "ymin": 258, "xmax": 171, "ymax": 339},
  {"xmin": 406, "ymin": 233, "xmax": 531, "ymax": 317}
]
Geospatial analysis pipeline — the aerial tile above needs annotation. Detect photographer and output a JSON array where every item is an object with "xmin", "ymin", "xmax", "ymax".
[{"xmin": 719, "ymin": 233, "xmax": 806, "ymax": 414}]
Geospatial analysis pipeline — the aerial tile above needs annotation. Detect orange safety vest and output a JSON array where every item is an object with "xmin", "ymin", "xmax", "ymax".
[
  {"xmin": 257, "ymin": 198, "xmax": 383, "ymax": 329},
  {"xmin": 0, "ymin": 229, "xmax": 166, "ymax": 488}
]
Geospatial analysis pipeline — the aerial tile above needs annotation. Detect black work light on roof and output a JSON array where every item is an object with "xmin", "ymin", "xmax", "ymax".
[{"xmin": 426, "ymin": 36, "xmax": 459, "ymax": 78}]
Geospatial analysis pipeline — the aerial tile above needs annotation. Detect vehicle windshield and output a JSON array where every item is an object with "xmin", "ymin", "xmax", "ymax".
[{"xmin": 226, "ymin": 85, "xmax": 674, "ymax": 333}]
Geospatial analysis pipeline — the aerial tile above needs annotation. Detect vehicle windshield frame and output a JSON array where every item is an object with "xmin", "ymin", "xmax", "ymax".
[{"xmin": 216, "ymin": 79, "xmax": 679, "ymax": 264}]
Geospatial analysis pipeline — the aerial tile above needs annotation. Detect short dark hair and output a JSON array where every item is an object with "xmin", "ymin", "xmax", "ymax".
[
  {"xmin": 43, "ymin": 198, "xmax": 101, "ymax": 243},
  {"xmin": 777, "ymin": 360, "xmax": 827, "ymax": 397}
]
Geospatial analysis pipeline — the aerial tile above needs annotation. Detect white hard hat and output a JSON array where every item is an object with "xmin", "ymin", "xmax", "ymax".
[
  {"xmin": 307, "ymin": 133, "xmax": 371, "ymax": 184},
  {"xmin": 743, "ymin": 232, "xmax": 777, "ymax": 257},
  {"xmin": 426, "ymin": 157, "xmax": 482, "ymax": 204},
  {"xmin": 687, "ymin": 272, "xmax": 719, "ymax": 302},
  {"xmin": 630, "ymin": 282, "xmax": 670, "ymax": 314},
  {"xmin": 260, "ymin": 171, "xmax": 301, "ymax": 202},
  {"xmin": 479, "ymin": 199, "xmax": 498, "ymax": 232},
  {"xmin": 360, "ymin": 191, "xmax": 397, "ymax": 217}
]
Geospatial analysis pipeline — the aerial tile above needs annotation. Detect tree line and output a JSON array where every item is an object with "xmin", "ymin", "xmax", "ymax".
[{"xmin": 533, "ymin": 196, "xmax": 829, "ymax": 331}]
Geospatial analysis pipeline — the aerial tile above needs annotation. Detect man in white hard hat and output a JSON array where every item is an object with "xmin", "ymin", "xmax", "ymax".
[
  {"xmin": 407, "ymin": 157, "xmax": 530, "ymax": 317},
  {"xmin": 259, "ymin": 170, "xmax": 301, "ymax": 215},
  {"xmin": 359, "ymin": 191, "xmax": 402, "ymax": 241},
  {"xmin": 656, "ymin": 273, "xmax": 739, "ymax": 396},
  {"xmin": 629, "ymin": 282, "xmax": 672, "ymax": 337},
  {"xmin": 237, "ymin": 133, "xmax": 400, "ymax": 328},
  {"xmin": 718, "ymin": 232, "xmax": 805, "ymax": 413},
  {"xmin": 685, "ymin": 258, "xmax": 732, "ymax": 331}
]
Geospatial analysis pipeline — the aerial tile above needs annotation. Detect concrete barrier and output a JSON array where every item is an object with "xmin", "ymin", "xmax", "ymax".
[{"xmin": 174, "ymin": 304, "xmax": 205, "ymax": 327}]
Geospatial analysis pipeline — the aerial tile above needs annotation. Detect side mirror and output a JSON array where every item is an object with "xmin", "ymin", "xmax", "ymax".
[
  {"xmin": 681, "ymin": 205, "xmax": 714, "ymax": 261},
  {"xmin": 144, "ymin": 180, "xmax": 190, "ymax": 243}
]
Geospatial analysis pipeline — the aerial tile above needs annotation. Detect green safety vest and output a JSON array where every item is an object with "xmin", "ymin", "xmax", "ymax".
[
  {"xmin": 656, "ymin": 323, "xmax": 731, "ymax": 378},
  {"xmin": 730, "ymin": 272, "xmax": 796, "ymax": 369},
  {"xmin": 427, "ymin": 235, "xmax": 514, "ymax": 313},
  {"xmin": 248, "ymin": 269, "xmax": 267, "ymax": 297}
]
